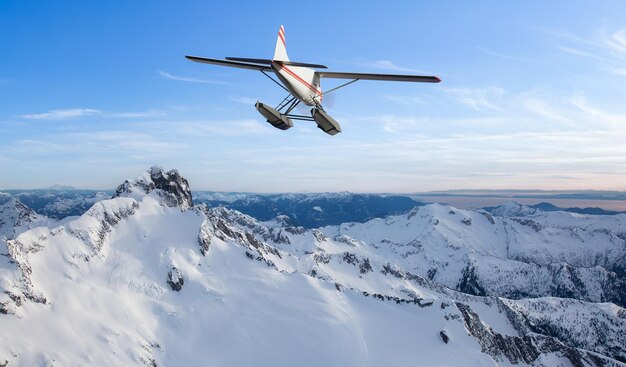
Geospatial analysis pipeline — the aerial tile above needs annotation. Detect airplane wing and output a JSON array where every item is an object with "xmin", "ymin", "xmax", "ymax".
[
  {"xmin": 225, "ymin": 57, "xmax": 329, "ymax": 69},
  {"xmin": 316, "ymin": 71, "xmax": 441, "ymax": 83},
  {"xmin": 185, "ymin": 56, "xmax": 273, "ymax": 71}
]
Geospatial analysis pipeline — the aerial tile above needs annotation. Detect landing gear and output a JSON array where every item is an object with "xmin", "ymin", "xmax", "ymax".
[
  {"xmin": 255, "ymin": 102, "xmax": 293, "ymax": 130},
  {"xmin": 311, "ymin": 108, "xmax": 341, "ymax": 135},
  {"xmin": 256, "ymin": 93, "xmax": 342, "ymax": 136}
]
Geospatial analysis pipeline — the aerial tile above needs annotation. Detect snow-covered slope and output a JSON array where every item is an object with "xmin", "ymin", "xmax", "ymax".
[
  {"xmin": 0, "ymin": 193, "xmax": 56, "ymax": 240},
  {"xmin": 0, "ymin": 168, "xmax": 624, "ymax": 366}
]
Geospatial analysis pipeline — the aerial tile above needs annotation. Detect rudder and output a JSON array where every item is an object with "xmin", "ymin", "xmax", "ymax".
[{"xmin": 273, "ymin": 25, "xmax": 289, "ymax": 61}]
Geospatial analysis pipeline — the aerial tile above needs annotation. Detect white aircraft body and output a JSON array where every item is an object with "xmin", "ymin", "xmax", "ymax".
[{"xmin": 186, "ymin": 25, "xmax": 440, "ymax": 135}]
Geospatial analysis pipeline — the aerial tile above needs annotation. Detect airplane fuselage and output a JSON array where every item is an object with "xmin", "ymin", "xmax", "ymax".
[{"xmin": 271, "ymin": 61, "xmax": 323, "ymax": 106}]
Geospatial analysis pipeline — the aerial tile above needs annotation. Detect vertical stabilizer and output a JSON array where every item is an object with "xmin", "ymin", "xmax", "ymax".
[{"xmin": 273, "ymin": 25, "xmax": 289, "ymax": 61}]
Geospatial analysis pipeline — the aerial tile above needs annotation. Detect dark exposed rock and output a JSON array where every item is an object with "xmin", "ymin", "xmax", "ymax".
[
  {"xmin": 312, "ymin": 229, "xmax": 327, "ymax": 242},
  {"xmin": 263, "ymin": 228, "xmax": 291, "ymax": 245},
  {"xmin": 359, "ymin": 258, "xmax": 372, "ymax": 274},
  {"xmin": 461, "ymin": 218, "xmax": 472, "ymax": 226},
  {"xmin": 342, "ymin": 252, "xmax": 358, "ymax": 265},
  {"xmin": 167, "ymin": 267, "xmax": 184, "ymax": 292},
  {"xmin": 314, "ymin": 253, "xmax": 331, "ymax": 264},
  {"xmin": 457, "ymin": 265, "xmax": 486, "ymax": 296},
  {"xmin": 439, "ymin": 330, "xmax": 449, "ymax": 344},
  {"xmin": 284, "ymin": 226, "xmax": 306, "ymax": 235},
  {"xmin": 510, "ymin": 217, "xmax": 543, "ymax": 232},
  {"xmin": 381, "ymin": 263, "xmax": 405, "ymax": 278},
  {"xmin": 197, "ymin": 220, "xmax": 212, "ymax": 256},
  {"xmin": 427, "ymin": 268, "xmax": 437, "ymax": 280},
  {"xmin": 114, "ymin": 166, "xmax": 193, "ymax": 210}
]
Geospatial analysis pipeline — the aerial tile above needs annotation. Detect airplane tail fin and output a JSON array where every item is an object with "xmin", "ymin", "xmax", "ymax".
[{"xmin": 273, "ymin": 25, "xmax": 290, "ymax": 61}]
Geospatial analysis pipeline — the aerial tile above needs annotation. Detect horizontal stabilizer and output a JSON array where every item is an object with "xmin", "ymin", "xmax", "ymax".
[
  {"xmin": 316, "ymin": 71, "xmax": 441, "ymax": 83},
  {"xmin": 226, "ymin": 57, "xmax": 328, "ymax": 69},
  {"xmin": 279, "ymin": 61, "xmax": 328, "ymax": 69},
  {"xmin": 185, "ymin": 56, "xmax": 272, "ymax": 71}
]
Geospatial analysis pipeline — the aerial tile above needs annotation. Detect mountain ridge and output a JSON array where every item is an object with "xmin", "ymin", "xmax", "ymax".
[{"xmin": 0, "ymin": 167, "xmax": 624, "ymax": 366}]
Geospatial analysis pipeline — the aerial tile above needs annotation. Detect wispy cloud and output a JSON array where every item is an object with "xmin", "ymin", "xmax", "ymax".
[
  {"xmin": 20, "ymin": 108, "xmax": 166, "ymax": 120},
  {"xmin": 21, "ymin": 108, "xmax": 101, "ymax": 120},
  {"xmin": 165, "ymin": 119, "xmax": 268, "ymax": 136},
  {"xmin": 108, "ymin": 110, "xmax": 166, "ymax": 118},
  {"xmin": 384, "ymin": 94, "xmax": 425, "ymax": 106},
  {"xmin": 569, "ymin": 93, "xmax": 626, "ymax": 128},
  {"xmin": 476, "ymin": 47, "xmax": 537, "ymax": 63},
  {"xmin": 157, "ymin": 70, "xmax": 227, "ymax": 84},
  {"xmin": 551, "ymin": 27, "xmax": 626, "ymax": 76},
  {"xmin": 381, "ymin": 85, "xmax": 625, "ymax": 135},
  {"xmin": 230, "ymin": 96, "xmax": 257, "ymax": 105},
  {"xmin": 344, "ymin": 59, "xmax": 432, "ymax": 74},
  {"xmin": 442, "ymin": 86, "xmax": 505, "ymax": 113}
]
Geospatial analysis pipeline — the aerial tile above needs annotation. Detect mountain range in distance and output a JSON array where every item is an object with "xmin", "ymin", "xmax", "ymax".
[{"xmin": 3, "ymin": 187, "xmax": 625, "ymax": 228}]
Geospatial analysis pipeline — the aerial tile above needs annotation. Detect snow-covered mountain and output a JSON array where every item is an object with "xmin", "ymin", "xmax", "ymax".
[
  {"xmin": 0, "ymin": 193, "xmax": 56, "ymax": 240},
  {"xmin": 6, "ymin": 189, "xmax": 111, "ymax": 220},
  {"xmin": 194, "ymin": 191, "xmax": 422, "ymax": 228},
  {"xmin": 483, "ymin": 201, "xmax": 625, "ymax": 217},
  {"xmin": 0, "ymin": 168, "xmax": 624, "ymax": 366}
]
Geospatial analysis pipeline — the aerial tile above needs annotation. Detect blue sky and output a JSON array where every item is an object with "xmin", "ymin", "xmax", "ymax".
[{"xmin": 1, "ymin": 1, "xmax": 626, "ymax": 192}]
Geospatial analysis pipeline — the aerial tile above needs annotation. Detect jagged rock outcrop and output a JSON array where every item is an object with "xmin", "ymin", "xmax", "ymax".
[
  {"xmin": 455, "ymin": 302, "xmax": 616, "ymax": 366},
  {"xmin": 114, "ymin": 166, "xmax": 193, "ymax": 210},
  {"xmin": 499, "ymin": 297, "xmax": 626, "ymax": 363},
  {"xmin": 167, "ymin": 267, "xmax": 184, "ymax": 291}
]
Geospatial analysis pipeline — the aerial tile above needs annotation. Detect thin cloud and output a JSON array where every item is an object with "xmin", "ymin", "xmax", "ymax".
[
  {"xmin": 442, "ymin": 87, "xmax": 505, "ymax": 113},
  {"xmin": 230, "ymin": 96, "xmax": 257, "ymax": 105},
  {"xmin": 157, "ymin": 70, "xmax": 227, "ymax": 84},
  {"xmin": 22, "ymin": 108, "xmax": 101, "ymax": 120},
  {"xmin": 109, "ymin": 110, "xmax": 166, "ymax": 118},
  {"xmin": 342, "ymin": 59, "xmax": 432, "ymax": 74},
  {"xmin": 551, "ymin": 27, "xmax": 626, "ymax": 76},
  {"xmin": 476, "ymin": 47, "xmax": 537, "ymax": 63},
  {"xmin": 171, "ymin": 119, "xmax": 268, "ymax": 136},
  {"xmin": 20, "ymin": 108, "xmax": 167, "ymax": 120},
  {"xmin": 384, "ymin": 94, "xmax": 425, "ymax": 106},
  {"xmin": 368, "ymin": 60, "xmax": 424, "ymax": 73}
]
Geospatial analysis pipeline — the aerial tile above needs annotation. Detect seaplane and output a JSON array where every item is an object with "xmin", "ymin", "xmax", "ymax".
[{"xmin": 186, "ymin": 25, "xmax": 441, "ymax": 135}]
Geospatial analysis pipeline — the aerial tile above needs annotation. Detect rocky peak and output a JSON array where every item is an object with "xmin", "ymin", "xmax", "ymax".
[{"xmin": 113, "ymin": 166, "xmax": 193, "ymax": 210}]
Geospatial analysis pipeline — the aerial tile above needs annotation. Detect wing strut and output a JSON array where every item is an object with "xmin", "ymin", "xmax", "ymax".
[
  {"xmin": 260, "ymin": 70, "xmax": 289, "ymax": 93},
  {"xmin": 323, "ymin": 79, "xmax": 359, "ymax": 95}
]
